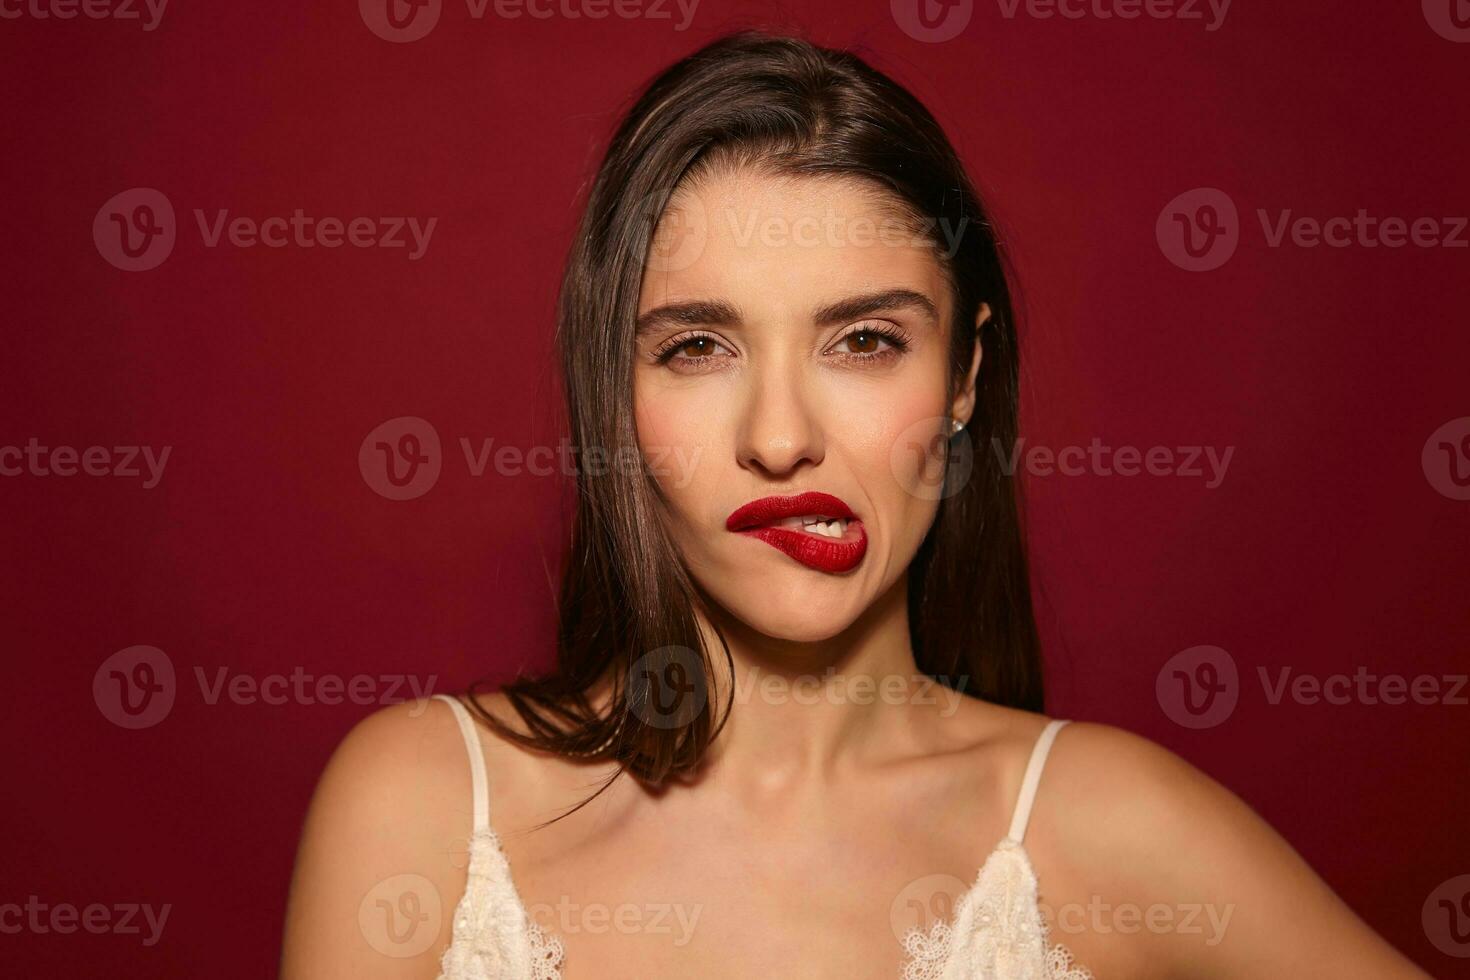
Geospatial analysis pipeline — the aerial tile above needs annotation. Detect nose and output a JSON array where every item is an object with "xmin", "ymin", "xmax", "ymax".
[{"xmin": 734, "ymin": 357, "xmax": 824, "ymax": 478}]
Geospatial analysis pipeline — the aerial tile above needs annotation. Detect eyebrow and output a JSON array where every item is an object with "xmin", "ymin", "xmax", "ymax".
[
  {"xmin": 635, "ymin": 299, "xmax": 740, "ymax": 336},
  {"xmin": 635, "ymin": 287, "xmax": 940, "ymax": 336},
  {"xmin": 813, "ymin": 288, "xmax": 940, "ymax": 328}
]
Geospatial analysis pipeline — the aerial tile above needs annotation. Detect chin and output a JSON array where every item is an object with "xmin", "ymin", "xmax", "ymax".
[{"xmin": 714, "ymin": 581, "xmax": 866, "ymax": 645}]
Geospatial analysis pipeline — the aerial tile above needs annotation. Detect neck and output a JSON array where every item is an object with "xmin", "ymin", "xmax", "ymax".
[{"xmin": 689, "ymin": 574, "xmax": 947, "ymax": 788}]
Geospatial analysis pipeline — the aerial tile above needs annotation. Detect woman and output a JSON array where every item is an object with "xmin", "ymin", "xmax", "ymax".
[{"xmin": 281, "ymin": 31, "xmax": 1426, "ymax": 979}]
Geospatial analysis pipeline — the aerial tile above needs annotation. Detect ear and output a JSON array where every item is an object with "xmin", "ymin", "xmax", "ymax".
[{"xmin": 949, "ymin": 303, "xmax": 990, "ymax": 428}]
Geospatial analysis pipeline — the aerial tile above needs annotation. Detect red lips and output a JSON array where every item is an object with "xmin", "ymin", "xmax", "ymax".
[{"xmin": 725, "ymin": 491, "xmax": 868, "ymax": 574}]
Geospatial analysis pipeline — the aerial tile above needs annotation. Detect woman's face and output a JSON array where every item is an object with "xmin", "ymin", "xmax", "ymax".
[{"xmin": 633, "ymin": 167, "xmax": 984, "ymax": 643}]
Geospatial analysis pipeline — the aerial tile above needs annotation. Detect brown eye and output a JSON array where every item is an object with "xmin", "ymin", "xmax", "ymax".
[
  {"xmin": 654, "ymin": 332, "xmax": 732, "ymax": 366},
  {"xmin": 677, "ymin": 337, "xmax": 719, "ymax": 358},
  {"xmin": 826, "ymin": 324, "xmax": 909, "ymax": 362}
]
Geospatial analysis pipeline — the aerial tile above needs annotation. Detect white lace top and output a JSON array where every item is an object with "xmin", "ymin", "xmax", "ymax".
[{"xmin": 432, "ymin": 694, "xmax": 1093, "ymax": 980}]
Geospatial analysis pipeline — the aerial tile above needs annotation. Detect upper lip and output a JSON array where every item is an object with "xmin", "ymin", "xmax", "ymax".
[{"xmin": 725, "ymin": 491, "xmax": 858, "ymax": 531}]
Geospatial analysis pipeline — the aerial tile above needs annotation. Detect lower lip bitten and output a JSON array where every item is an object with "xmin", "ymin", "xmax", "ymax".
[{"xmin": 737, "ymin": 520, "xmax": 868, "ymax": 573}]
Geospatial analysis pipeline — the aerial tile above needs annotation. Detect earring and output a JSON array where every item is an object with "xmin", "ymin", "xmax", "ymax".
[{"xmin": 947, "ymin": 416, "xmax": 965, "ymax": 437}]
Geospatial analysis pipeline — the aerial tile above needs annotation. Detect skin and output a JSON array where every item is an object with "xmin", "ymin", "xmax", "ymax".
[{"xmin": 281, "ymin": 168, "xmax": 1428, "ymax": 979}]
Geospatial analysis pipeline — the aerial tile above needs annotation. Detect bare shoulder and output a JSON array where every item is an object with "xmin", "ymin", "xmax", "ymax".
[
  {"xmin": 1027, "ymin": 721, "xmax": 1427, "ymax": 979},
  {"xmin": 1036, "ymin": 720, "xmax": 1333, "ymax": 889},
  {"xmin": 1040, "ymin": 720, "xmax": 1225, "ymax": 848},
  {"xmin": 292, "ymin": 690, "xmax": 589, "ymax": 835},
  {"xmin": 320, "ymin": 695, "xmax": 477, "ymax": 808},
  {"xmin": 280, "ymin": 697, "xmax": 484, "ymax": 979}
]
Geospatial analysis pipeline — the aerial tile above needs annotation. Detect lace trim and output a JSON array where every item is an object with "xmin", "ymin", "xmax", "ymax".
[
  {"xmin": 902, "ymin": 921, "xmax": 1090, "ymax": 980},
  {"xmin": 440, "ymin": 831, "xmax": 1091, "ymax": 980},
  {"xmin": 436, "ymin": 829, "xmax": 565, "ymax": 980},
  {"xmin": 903, "ymin": 922, "xmax": 1090, "ymax": 980},
  {"xmin": 1043, "ymin": 941, "xmax": 1093, "ymax": 980},
  {"xmin": 899, "ymin": 839, "xmax": 1095, "ymax": 980},
  {"xmin": 525, "ymin": 921, "xmax": 565, "ymax": 980}
]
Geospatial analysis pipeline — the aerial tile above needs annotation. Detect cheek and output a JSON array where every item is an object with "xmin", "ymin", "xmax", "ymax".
[
  {"xmin": 820, "ymin": 349, "xmax": 951, "ymax": 496},
  {"xmin": 634, "ymin": 373, "xmax": 721, "ymax": 507},
  {"xmin": 849, "ymin": 386, "xmax": 952, "ymax": 531}
]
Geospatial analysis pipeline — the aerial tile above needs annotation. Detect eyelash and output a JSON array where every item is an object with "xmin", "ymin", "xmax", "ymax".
[{"xmin": 650, "ymin": 323, "xmax": 912, "ymax": 368}]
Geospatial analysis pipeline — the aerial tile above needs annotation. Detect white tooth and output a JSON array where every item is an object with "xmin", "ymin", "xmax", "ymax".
[{"xmin": 772, "ymin": 515, "xmax": 849, "ymax": 536}]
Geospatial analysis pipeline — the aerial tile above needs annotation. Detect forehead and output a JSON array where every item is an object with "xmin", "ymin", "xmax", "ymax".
[{"xmin": 636, "ymin": 168, "xmax": 951, "ymax": 324}]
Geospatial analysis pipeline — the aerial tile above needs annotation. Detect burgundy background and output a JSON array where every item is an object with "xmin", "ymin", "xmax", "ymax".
[{"xmin": 2, "ymin": 1, "xmax": 1467, "ymax": 976}]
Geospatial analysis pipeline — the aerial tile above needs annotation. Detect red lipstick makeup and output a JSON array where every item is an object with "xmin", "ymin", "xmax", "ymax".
[{"xmin": 725, "ymin": 491, "xmax": 868, "ymax": 574}]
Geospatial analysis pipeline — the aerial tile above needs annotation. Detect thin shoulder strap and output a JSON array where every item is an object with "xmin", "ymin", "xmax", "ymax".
[
  {"xmin": 434, "ymin": 693, "xmax": 489, "ymax": 834},
  {"xmin": 1006, "ymin": 718, "xmax": 1071, "ymax": 844}
]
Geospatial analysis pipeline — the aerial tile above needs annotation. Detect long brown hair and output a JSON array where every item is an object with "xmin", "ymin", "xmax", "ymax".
[{"xmin": 469, "ymin": 30, "xmax": 1042, "ymax": 810}]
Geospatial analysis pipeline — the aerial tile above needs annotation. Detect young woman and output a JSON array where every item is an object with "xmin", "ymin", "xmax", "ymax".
[{"xmin": 281, "ymin": 31, "xmax": 1426, "ymax": 979}]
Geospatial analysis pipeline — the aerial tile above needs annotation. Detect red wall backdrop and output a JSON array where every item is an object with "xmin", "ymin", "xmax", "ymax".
[{"xmin": 3, "ymin": 1, "xmax": 1468, "ymax": 976}]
